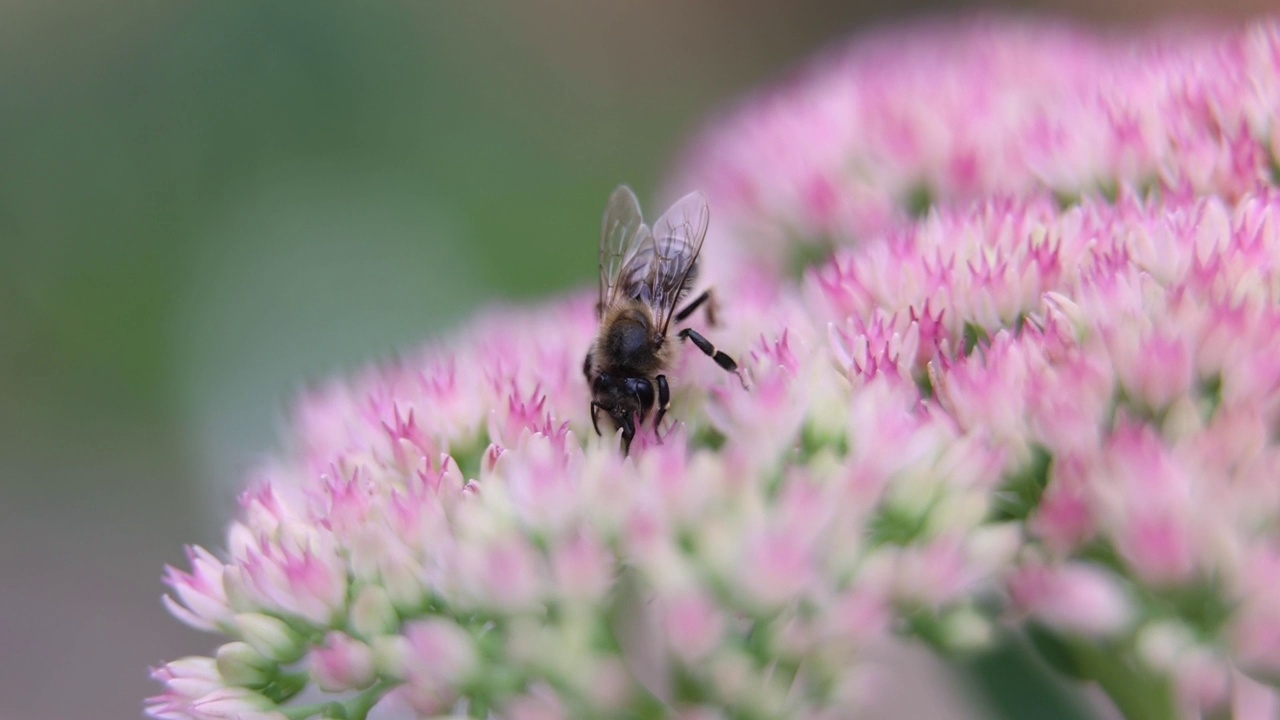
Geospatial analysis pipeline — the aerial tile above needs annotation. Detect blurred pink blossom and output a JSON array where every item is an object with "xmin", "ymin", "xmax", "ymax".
[
  {"xmin": 309, "ymin": 631, "xmax": 376, "ymax": 693},
  {"xmin": 1008, "ymin": 560, "xmax": 1133, "ymax": 636}
]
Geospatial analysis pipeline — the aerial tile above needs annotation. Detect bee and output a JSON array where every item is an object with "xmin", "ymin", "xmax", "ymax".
[{"xmin": 584, "ymin": 185, "xmax": 744, "ymax": 455}]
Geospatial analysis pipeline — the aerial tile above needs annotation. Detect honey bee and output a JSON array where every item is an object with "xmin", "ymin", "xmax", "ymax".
[{"xmin": 584, "ymin": 185, "xmax": 743, "ymax": 455}]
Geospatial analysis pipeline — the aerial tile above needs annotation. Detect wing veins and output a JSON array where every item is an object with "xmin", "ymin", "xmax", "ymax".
[
  {"xmin": 648, "ymin": 192, "xmax": 710, "ymax": 334},
  {"xmin": 597, "ymin": 187, "xmax": 710, "ymax": 335},
  {"xmin": 598, "ymin": 186, "xmax": 647, "ymax": 316}
]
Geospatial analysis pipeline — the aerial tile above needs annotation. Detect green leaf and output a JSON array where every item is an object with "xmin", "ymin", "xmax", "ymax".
[
  {"xmin": 1198, "ymin": 373, "xmax": 1223, "ymax": 421},
  {"xmin": 690, "ymin": 423, "xmax": 727, "ymax": 451},
  {"xmin": 449, "ymin": 427, "xmax": 491, "ymax": 481},
  {"xmin": 957, "ymin": 631, "xmax": 1099, "ymax": 720},
  {"xmin": 1074, "ymin": 640, "xmax": 1178, "ymax": 720},
  {"xmin": 1024, "ymin": 623, "xmax": 1091, "ymax": 681},
  {"xmin": 990, "ymin": 444, "xmax": 1052, "ymax": 522},
  {"xmin": 962, "ymin": 322, "xmax": 991, "ymax": 356},
  {"xmin": 905, "ymin": 183, "xmax": 935, "ymax": 218},
  {"xmin": 261, "ymin": 670, "xmax": 309, "ymax": 704},
  {"xmin": 798, "ymin": 420, "xmax": 848, "ymax": 462},
  {"xmin": 867, "ymin": 503, "xmax": 932, "ymax": 546},
  {"xmin": 786, "ymin": 237, "xmax": 837, "ymax": 279}
]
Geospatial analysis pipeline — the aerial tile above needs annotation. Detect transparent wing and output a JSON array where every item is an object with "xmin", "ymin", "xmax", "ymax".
[
  {"xmin": 599, "ymin": 185, "xmax": 649, "ymax": 316},
  {"xmin": 639, "ymin": 191, "xmax": 710, "ymax": 334}
]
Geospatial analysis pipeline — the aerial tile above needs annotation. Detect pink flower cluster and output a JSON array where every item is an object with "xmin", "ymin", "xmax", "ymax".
[
  {"xmin": 674, "ymin": 18, "xmax": 1280, "ymax": 278},
  {"xmin": 152, "ymin": 17, "xmax": 1280, "ymax": 720}
]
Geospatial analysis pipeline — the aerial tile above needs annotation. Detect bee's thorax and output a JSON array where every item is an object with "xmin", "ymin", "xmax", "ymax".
[{"xmin": 593, "ymin": 301, "xmax": 669, "ymax": 376}]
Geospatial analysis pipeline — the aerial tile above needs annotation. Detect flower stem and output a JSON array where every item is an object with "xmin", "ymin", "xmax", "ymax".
[
  {"xmin": 279, "ymin": 679, "xmax": 399, "ymax": 720},
  {"xmin": 1076, "ymin": 645, "xmax": 1177, "ymax": 720},
  {"xmin": 1022, "ymin": 625, "xmax": 1177, "ymax": 720}
]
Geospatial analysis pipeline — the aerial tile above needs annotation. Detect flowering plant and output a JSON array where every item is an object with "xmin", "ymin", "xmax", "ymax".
[{"xmin": 151, "ymin": 18, "xmax": 1280, "ymax": 720}]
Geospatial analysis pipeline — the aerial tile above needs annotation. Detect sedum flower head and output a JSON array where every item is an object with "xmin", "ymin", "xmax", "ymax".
[
  {"xmin": 674, "ymin": 18, "xmax": 1280, "ymax": 280},
  {"xmin": 154, "ymin": 16, "xmax": 1280, "ymax": 720}
]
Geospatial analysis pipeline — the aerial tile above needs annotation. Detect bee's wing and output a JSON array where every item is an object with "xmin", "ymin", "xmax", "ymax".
[
  {"xmin": 644, "ymin": 191, "xmax": 709, "ymax": 334},
  {"xmin": 599, "ymin": 186, "xmax": 650, "ymax": 317}
]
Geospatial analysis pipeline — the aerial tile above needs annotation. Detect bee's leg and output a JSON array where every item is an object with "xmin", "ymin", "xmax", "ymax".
[
  {"xmin": 678, "ymin": 328, "xmax": 747, "ymax": 389},
  {"xmin": 653, "ymin": 374, "xmax": 670, "ymax": 440},
  {"xmin": 674, "ymin": 289, "xmax": 719, "ymax": 327},
  {"xmin": 632, "ymin": 378, "xmax": 655, "ymax": 426},
  {"xmin": 620, "ymin": 413, "xmax": 636, "ymax": 456},
  {"xmin": 590, "ymin": 402, "xmax": 603, "ymax": 436}
]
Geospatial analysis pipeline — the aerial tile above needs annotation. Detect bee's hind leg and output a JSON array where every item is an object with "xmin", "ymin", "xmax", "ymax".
[
  {"xmin": 674, "ymin": 289, "xmax": 719, "ymax": 327},
  {"xmin": 679, "ymin": 328, "xmax": 747, "ymax": 389}
]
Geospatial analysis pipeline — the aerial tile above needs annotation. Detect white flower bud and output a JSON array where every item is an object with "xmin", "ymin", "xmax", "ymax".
[
  {"xmin": 234, "ymin": 613, "xmax": 303, "ymax": 664},
  {"xmin": 215, "ymin": 641, "xmax": 273, "ymax": 688}
]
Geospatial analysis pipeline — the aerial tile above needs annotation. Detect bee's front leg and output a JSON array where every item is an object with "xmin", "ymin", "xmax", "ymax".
[
  {"xmin": 619, "ymin": 413, "xmax": 637, "ymax": 456},
  {"xmin": 590, "ymin": 402, "xmax": 603, "ymax": 436},
  {"xmin": 653, "ymin": 374, "xmax": 670, "ymax": 440}
]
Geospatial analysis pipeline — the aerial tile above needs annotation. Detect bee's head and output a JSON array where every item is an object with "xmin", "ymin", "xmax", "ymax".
[
  {"xmin": 590, "ymin": 373, "xmax": 641, "ymax": 420},
  {"xmin": 589, "ymin": 372, "xmax": 655, "ymax": 456}
]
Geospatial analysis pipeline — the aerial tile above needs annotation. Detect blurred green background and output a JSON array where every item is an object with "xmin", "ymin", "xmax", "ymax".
[{"xmin": 0, "ymin": 1, "xmax": 1270, "ymax": 719}]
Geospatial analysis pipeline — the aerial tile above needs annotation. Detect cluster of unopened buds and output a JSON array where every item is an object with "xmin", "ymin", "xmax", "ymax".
[{"xmin": 152, "ymin": 17, "xmax": 1280, "ymax": 720}]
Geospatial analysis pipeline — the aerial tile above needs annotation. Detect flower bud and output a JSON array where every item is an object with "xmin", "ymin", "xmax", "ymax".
[
  {"xmin": 350, "ymin": 585, "xmax": 399, "ymax": 638},
  {"xmin": 215, "ymin": 641, "xmax": 274, "ymax": 688},
  {"xmin": 310, "ymin": 631, "xmax": 376, "ymax": 692},
  {"xmin": 940, "ymin": 605, "xmax": 994, "ymax": 652},
  {"xmin": 234, "ymin": 613, "xmax": 304, "ymax": 664}
]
